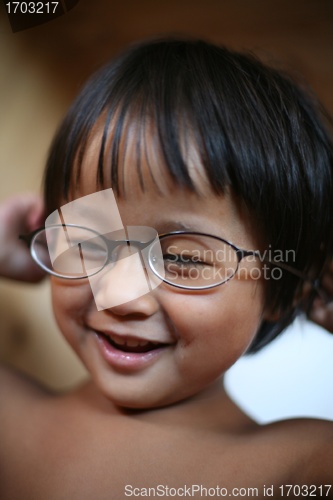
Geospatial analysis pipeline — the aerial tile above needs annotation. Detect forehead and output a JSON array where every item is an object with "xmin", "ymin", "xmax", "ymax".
[{"xmin": 72, "ymin": 113, "xmax": 213, "ymax": 200}]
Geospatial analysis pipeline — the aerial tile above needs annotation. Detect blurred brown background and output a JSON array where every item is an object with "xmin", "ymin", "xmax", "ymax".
[{"xmin": 0, "ymin": 0, "xmax": 332, "ymax": 389}]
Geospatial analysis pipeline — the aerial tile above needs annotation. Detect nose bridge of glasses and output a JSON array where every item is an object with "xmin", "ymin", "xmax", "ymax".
[{"xmin": 106, "ymin": 238, "xmax": 152, "ymax": 262}]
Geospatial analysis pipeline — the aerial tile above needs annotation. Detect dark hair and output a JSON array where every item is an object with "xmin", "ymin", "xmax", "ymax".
[{"xmin": 44, "ymin": 38, "xmax": 333, "ymax": 352}]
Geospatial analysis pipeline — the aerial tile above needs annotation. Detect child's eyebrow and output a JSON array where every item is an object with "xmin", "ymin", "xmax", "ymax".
[
  {"xmin": 154, "ymin": 220, "xmax": 234, "ymax": 244},
  {"xmin": 155, "ymin": 220, "xmax": 229, "ymax": 236},
  {"xmin": 154, "ymin": 221, "xmax": 196, "ymax": 233}
]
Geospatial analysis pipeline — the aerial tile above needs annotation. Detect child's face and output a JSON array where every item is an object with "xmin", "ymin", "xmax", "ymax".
[{"xmin": 50, "ymin": 127, "xmax": 268, "ymax": 409}]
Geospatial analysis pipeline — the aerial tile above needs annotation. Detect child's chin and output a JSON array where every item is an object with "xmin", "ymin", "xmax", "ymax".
[
  {"xmin": 99, "ymin": 385, "xmax": 185, "ymax": 411},
  {"xmin": 108, "ymin": 395, "xmax": 175, "ymax": 411}
]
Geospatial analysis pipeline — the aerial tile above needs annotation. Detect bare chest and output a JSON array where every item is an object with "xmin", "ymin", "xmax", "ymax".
[{"xmin": 1, "ymin": 415, "xmax": 298, "ymax": 500}]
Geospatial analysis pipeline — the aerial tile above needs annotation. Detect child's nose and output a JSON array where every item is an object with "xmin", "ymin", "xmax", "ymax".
[
  {"xmin": 88, "ymin": 246, "xmax": 160, "ymax": 315},
  {"xmin": 104, "ymin": 288, "xmax": 160, "ymax": 317}
]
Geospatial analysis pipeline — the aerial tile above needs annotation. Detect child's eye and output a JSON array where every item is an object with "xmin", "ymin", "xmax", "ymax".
[
  {"xmin": 80, "ymin": 240, "xmax": 108, "ymax": 258},
  {"xmin": 52, "ymin": 239, "xmax": 108, "ymax": 276},
  {"xmin": 163, "ymin": 253, "xmax": 213, "ymax": 267},
  {"xmin": 48, "ymin": 230, "xmax": 109, "ymax": 277}
]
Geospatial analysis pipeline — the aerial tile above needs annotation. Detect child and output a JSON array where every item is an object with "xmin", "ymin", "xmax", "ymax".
[{"xmin": 1, "ymin": 38, "xmax": 333, "ymax": 499}]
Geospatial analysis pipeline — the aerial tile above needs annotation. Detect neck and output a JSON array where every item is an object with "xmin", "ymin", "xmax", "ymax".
[
  {"xmin": 79, "ymin": 376, "xmax": 256, "ymax": 433},
  {"xmin": 121, "ymin": 377, "xmax": 255, "ymax": 433}
]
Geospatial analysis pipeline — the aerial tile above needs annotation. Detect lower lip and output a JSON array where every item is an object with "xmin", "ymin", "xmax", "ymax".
[{"xmin": 94, "ymin": 332, "xmax": 168, "ymax": 372}]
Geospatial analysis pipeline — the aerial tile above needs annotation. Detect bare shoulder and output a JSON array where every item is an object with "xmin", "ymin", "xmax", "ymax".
[
  {"xmin": 0, "ymin": 363, "xmax": 54, "ymax": 402},
  {"xmin": 261, "ymin": 417, "xmax": 333, "ymax": 487},
  {"xmin": 0, "ymin": 364, "xmax": 60, "ymax": 498},
  {"xmin": 292, "ymin": 418, "xmax": 333, "ymax": 486},
  {"xmin": 0, "ymin": 363, "xmax": 55, "ymax": 434}
]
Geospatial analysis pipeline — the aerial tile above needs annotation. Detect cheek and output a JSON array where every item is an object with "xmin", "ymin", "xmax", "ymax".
[
  {"xmin": 166, "ymin": 281, "xmax": 265, "ymax": 370},
  {"xmin": 50, "ymin": 279, "xmax": 93, "ymax": 344}
]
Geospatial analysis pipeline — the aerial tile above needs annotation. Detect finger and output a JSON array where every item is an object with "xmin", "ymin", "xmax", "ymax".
[
  {"xmin": 26, "ymin": 196, "xmax": 45, "ymax": 231},
  {"xmin": 1, "ymin": 194, "xmax": 43, "ymax": 234}
]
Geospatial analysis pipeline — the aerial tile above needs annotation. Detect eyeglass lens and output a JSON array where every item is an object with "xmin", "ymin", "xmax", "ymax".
[
  {"xmin": 32, "ymin": 226, "xmax": 109, "ymax": 278},
  {"xmin": 149, "ymin": 233, "xmax": 239, "ymax": 288}
]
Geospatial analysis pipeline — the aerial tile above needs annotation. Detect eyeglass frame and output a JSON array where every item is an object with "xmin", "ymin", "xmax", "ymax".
[{"xmin": 19, "ymin": 224, "xmax": 323, "ymax": 296}]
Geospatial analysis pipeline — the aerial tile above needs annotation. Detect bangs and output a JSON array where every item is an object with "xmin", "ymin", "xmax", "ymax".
[
  {"xmin": 70, "ymin": 75, "xmax": 232, "ymax": 201},
  {"xmin": 75, "ymin": 103, "xmax": 228, "ymax": 199}
]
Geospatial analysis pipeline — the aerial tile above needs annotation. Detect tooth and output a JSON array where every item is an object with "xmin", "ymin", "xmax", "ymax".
[
  {"xmin": 138, "ymin": 340, "xmax": 149, "ymax": 347},
  {"xmin": 110, "ymin": 335, "xmax": 126, "ymax": 346},
  {"xmin": 126, "ymin": 339, "xmax": 140, "ymax": 347}
]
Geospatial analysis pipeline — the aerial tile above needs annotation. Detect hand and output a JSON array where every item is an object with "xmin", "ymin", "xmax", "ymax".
[
  {"xmin": 308, "ymin": 260, "xmax": 333, "ymax": 334},
  {"xmin": 0, "ymin": 194, "xmax": 46, "ymax": 282}
]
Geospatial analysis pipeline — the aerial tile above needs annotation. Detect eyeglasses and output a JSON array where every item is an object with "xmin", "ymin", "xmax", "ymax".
[{"xmin": 19, "ymin": 224, "xmax": 318, "ymax": 291}]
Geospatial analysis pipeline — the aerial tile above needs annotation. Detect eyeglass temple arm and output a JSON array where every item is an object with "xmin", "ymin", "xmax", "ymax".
[
  {"xmin": 19, "ymin": 226, "xmax": 48, "ymax": 246},
  {"xmin": 270, "ymin": 259, "xmax": 330, "ymax": 304},
  {"xmin": 241, "ymin": 250, "xmax": 329, "ymax": 304}
]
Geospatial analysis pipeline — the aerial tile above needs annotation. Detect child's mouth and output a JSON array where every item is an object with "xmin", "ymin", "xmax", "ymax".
[
  {"xmin": 100, "ymin": 333, "xmax": 166, "ymax": 354},
  {"xmin": 94, "ymin": 330, "xmax": 172, "ymax": 371}
]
